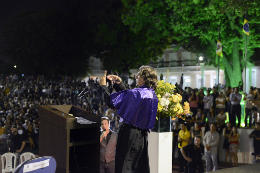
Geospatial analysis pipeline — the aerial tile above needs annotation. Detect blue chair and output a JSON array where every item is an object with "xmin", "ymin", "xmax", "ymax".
[{"xmin": 14, "ymin": 156, "xmax": 56, "ymax": 173}]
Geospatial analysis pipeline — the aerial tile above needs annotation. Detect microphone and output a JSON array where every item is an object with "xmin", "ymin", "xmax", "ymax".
[
  {"xmin": 77, "ymin": 87, "xmax": 90, "ymax": 98},
  {"xmin": 103, "ymin": 129, "xmax": 106, "ymax": 140}
]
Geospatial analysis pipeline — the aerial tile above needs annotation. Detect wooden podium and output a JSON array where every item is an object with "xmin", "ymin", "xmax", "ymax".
[{"xmin": 39, "ymin": 105, "xmax": 101, "ymax": 173}]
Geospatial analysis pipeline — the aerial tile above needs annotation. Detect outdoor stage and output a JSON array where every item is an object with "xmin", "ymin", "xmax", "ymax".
[{"xmin": 214, "ymin": 163, "xmax": 260, "ymax": 173}]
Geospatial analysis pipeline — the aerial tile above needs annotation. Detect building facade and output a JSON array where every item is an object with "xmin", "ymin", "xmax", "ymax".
[{"xmin": 88, "ymin": 48, "xmax": 258, "ymax": 93}]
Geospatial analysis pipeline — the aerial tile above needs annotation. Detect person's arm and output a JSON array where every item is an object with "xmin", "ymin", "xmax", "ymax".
[
  {"xmin": 183, "ymin": 136, "xmax": 190, "ymax": 142},
  {"xmin": 16, "ymin": 141, "xmax": 26, "ymax": 153},
  {"xmin": 209, "ymin": 96, "xmax": 213, "ymax": 103},
  {"xmin": 181, "ymin": 148, "xmax": 192, "ymax": 162},
  {"xmin": 236, "ymin": 133, "xmax": 240, "ymax": 141},
  {"xmin": 249, "ymin": 131, "xmax": 255, "ymax": 138},
  {"xmin": 223, "ymin": 128, "xmax": 227, "ymax": 137},
  {"xmin": 219, "ymin": 117, "xmax": 226, "ymax": 127},
  {"xmin": 228, "ymin": 133, "xmax": 232, "ymax": 141},
  {"xmin": 215, "ymin": 98, "xmax": 219, "ymax": 104},
  {"xmin": 191, "ymin": 131, "xmax": 194, "ymax": 138},
  {"xmin": 197, "ymin": 114, "xmax": 204, "ymax": 123},
  {"xmin": 229, "ymin": 93, "xmax": 233, "ymax": 102},
  {"xmin": 203, "ymin": 96, "xmax": 207, "ymax": 102},
  {"xmin": 237, "ymin": 94, "xmax": 242, "ymax": 102},
  {"xmin": 208, "ymin": 133, "xmax": 220, "ymax": 147},
  {"xmin": 203, "ymin": 133, "xmax": 207, "ymax": 147},
  {"xmin": 196, "ymin": 95, "xmax": 199, "ymax": 103}
]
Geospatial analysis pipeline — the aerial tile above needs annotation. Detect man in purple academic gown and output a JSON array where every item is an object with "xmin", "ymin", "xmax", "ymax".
[{"xmin": 100, "ymin": 66, "xmax": 158, "ymax": 173}]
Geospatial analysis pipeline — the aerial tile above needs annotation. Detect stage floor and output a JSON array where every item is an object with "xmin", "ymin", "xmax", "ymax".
[{"xmin": 172, "ymin": 158, "xmax": 249, "ymax": 173}]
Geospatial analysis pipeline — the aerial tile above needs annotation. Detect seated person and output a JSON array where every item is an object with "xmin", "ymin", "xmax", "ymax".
[
  {"xmin": 194, "ymin": 108, "xmax": 205, "ymax": 127},
  {"xmin": 192, "ymin": 123, "xmax": 202, "ymax": 139}
]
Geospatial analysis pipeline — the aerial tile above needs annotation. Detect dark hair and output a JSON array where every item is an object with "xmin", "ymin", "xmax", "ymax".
[
  {"xmin": 180, "ymin": 122, "xmax": 186, "ymax": 126},
  {"xmin": 230, "ymin": 126, "xmax": 238, "ymax": 136},
  {"xmin": 138, "ymin": 66, "xmax": 158, "ymax": 89},
  {"xmin": 194, "ymin": 135, "xmax": 202, "ymax": 140},
  {"xmin": 190, "ymin": 89, "xmax": 197, "ymax": 101},
  {"xmin": 210, "ymin": 123, "xmax": 217, "ymax": 127}
]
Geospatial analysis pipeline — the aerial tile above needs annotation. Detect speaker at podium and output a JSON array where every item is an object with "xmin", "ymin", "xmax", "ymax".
[{"xmin": 38, "ymin": 105, "xmax": 101, "ymax": 173}]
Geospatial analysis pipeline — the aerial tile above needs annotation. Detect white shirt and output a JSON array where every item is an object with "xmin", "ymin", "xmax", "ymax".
[{"xmin": 216, "ymin": 97, "xmax": 225, "ymax": 108}]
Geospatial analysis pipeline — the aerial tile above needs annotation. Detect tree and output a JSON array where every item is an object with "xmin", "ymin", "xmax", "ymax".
[
  {"xmin": 85, "ymin": 0, "xmax": 169, "ymax": 74},
  {"xmin": 121, "ymin": 0, "xmax": 260, "ymax": 87}
]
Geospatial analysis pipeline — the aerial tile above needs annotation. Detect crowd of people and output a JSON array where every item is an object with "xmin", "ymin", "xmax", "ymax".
[
  {"xmin": 172, "ymin": 85, "xmax": 260, "ymax": 172},
  {"xmin": 0, "ymin": 74, "xmax": 122, "ymax": 152},
  {"xmin": 1, "ymin": 73, "xmax": 260, "ymax": 172}
]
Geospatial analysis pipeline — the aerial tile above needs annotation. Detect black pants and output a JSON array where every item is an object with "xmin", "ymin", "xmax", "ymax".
[
  {"xmin": 186, "ymin": 161, "xmax": 204, "ymax": 173},
  {"xmin": 228, "ymin": 102, "xmax": 231, "ymax": 122},
  {"xmin": 254, "ymin": 142, "xmax": 260, "ymax": 155},
  {"xmin": 172, "ymin": 138, "xmax": 178, "ymax": 162},
  {"xmin": 178, "ymin": 148, "xmax": 187, "ymax": 171},
  {"xmin": 230, "ymin": 104, "xmax": 241, "ymax": 127},
  {"xmin": 204, "ymin": 109, "xmax": 210, "ymax": 118},
  {"xmin": 115, "ymin": 123, "xmax": 149, "ymax": 173},
  {"xmin": 245, "ymin": 108, "xmax": 252, "ymax": 127}
]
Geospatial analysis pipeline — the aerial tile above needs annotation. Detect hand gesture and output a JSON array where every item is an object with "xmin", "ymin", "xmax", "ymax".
[
  {"xmin": 107, "ymin": 75, "xmax": 122, "ymax": 84},
  {"xmin": 100, "ymin": 71, "xmax": 107, "ymax": 86},
  {"xmin": 186, "ymin": 157, "xmax": 192, "ymax": 162}
]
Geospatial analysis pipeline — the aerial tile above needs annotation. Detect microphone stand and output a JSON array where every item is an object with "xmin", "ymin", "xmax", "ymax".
[{"xmin": 77, "ymin": 94, "xmax": 95, "ymax": 115}]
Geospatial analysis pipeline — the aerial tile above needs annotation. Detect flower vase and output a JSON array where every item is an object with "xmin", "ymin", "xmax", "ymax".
[{"xmin": 152, "ymin": 116, "xmax": 171, "ymax": 132}]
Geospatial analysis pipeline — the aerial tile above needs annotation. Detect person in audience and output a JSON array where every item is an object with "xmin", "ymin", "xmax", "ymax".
[
  {"xmin": 203, "ymin": 90, "xmax": 213, "ymax": 118},
  {"xmin": 205, "ymin": 107, "xmax": 216, "ymax": 133},
  {"xmin": 249, "ymin": 123, "xmax": 260, "ymax": 157},
  {"xmin": 225, "ymin": 87, "xmax": 231, "ymax": 120},
  {"xmin": 244, "ymin": 88, "xmax": 254, "ymax": 127},
  {"xmin": 178, "ymin": 123, "xmax": 190, "ymax": 172},
  {"xmin": 10, "ymin": 125, "xmax": 26, "ymax": 166},
  {"xmin": 211, "ymin": 87, "xmax": 219, "ymax": 110},
  {"xmin": 172, "ymin": 123, "xmax": 180, "ymax": 163},
  {"xmin": 191, "ymin": 123, "xmax": 202, "ymax": 139},
  {"xmin": 26, "ymin": 124, "xmax": 36, "ymax": 150},
  {"xmin": 194, "ymin": 108, "xmax": 205, "ymax": 127},
  {"xmin": 223, "ymin": 122, "xmax": 232, "ymax": 163},
  {"xmin": 100, "ymin": 117, "xmax": 117, "ymax": 173},
  {"xmin": 215, "ymin": 92, "xmax": 226, "ymax": 115},
  {"xmin": 217, "ymin": 109, "xmax": 226, "ymax": 134},
  {"xmin": 198, "ymin": 89, "xmax": 205, "ymax": 112},
  {"xmin": 189, "ymin": 89, "xmax": 198, "ymax": 117},
  {"xmin": 181, "ymin": 135, "xmax": 204, "ymax": 173},
  {"xmin": 229, "ymin": 126, "xmax": 239, "ymax": 166},
  {"xmin": 203, "ymin": 123, "xmax": 220, "ymax": 172},
  {"xmin": 91, "ymin": 94, "xmax": 100, "ymax": 111},
  {"xmin": 229, "ymin": 87, "xmax": 242, "ymax": 127}
]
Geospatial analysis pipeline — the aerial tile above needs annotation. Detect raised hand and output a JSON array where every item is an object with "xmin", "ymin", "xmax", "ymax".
[
  {"xmin": 100, "ymin": 71, "xmax": 107, "ymax": 86},
  {"xmin": 107, "ymin": 75, "xmax": 122, "ymax": 84}
]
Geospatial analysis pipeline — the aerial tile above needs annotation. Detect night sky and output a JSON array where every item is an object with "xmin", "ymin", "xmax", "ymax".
[{"xmin": 0, "ymin": 0, "xmax": 65, "ymax": 62}]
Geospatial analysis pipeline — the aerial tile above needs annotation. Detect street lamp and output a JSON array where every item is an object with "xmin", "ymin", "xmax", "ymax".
[
  {"xmin": 14, "ymin": 65, "xmax": 17, "ymax": 68},
  {"xmin": 199, "ymin": 56, "xmax": 203, "ymax": 61}
]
